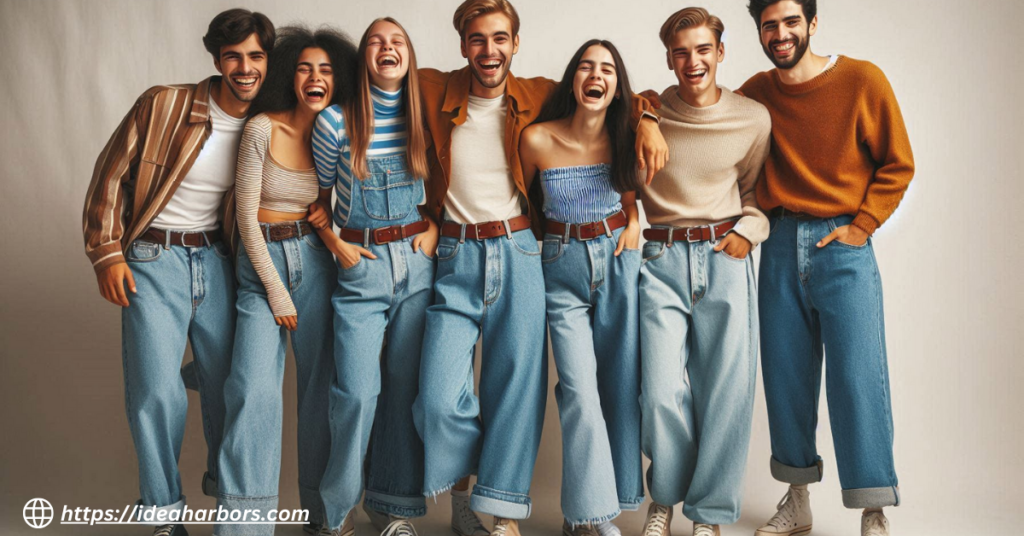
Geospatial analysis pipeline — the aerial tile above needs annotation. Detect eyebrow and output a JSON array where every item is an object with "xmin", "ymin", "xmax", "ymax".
[
  {"xmin": 762, "ymin": 15, "xmax": 802, "ymax": 28},
  {"xmin": 672, "ymin": 43, "xmax": 715, "ymax": 53},
  {"xmin": 468, "ymin": 31, "xmax": 510, "ymax": 40}
]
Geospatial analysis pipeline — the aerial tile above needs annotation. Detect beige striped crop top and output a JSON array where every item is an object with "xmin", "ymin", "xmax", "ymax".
[{"xmin": 235, "ymin": 113, "xmax": 319, "ymax": 318}]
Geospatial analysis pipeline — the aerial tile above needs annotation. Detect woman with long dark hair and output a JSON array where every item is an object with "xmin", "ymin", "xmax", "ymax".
[
  {"xmin": 519, "ymin": 39, "xmax": 644, "ymax": 536},
  {"xmin": 215, "ymin": 25, "xmax": 357, "ymax": 536},
  {"xmin": 312, "ymin": 17, "xmax": 438, "ymax": 536}
]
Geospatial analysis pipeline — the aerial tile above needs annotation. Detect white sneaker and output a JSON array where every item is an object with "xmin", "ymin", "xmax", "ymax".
[
  {"xmin": 642, "ymin": 503, "xmax": 672, "ymax": 536},
  {"xmin": 861, "ymin": 511, "xmax": 890, "ymax": 536},
  {"xmin": 596, "ymin": 521, "xmax": 621, "ymax": 536},
  {"xmin": 363, "ymin": 503, "xmax": 391, "ymax": 533},
  {"xmin": 755, "ymin": 487, "xmax": 812, "ymax": 536},
  {"xmin": 692, "ymin": 524, "xmax": 719, "ymax": 536},
  {"xmin": 562, "ymin": 521, "xmax": 601, "ymax": 536},
  {"xmin": 451, "ymin": 490, "xmax": 489, "ymax": 536},
  {"xmin": 381, "ymin": 519, "xmax": 419, "ymax": 536}
]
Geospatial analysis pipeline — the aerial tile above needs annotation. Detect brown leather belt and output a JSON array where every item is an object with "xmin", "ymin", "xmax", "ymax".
[
  {"xmin": 770, "ymin": 207, "xmax": 821, "ymax": 221},
  {"xmin": 340, "ymin": 219, "xmax": 431, "ymax": 247},
  {"xmin": 642, "ymin": 219, "xmax": 738, "ymax": 247},
  {"xmin": 142, "ymin": 227, "xmax": 223, "ymax": 248},
  {"xmin": 440, "ymin": 214, "xmax": 531, "ymax": 241},
  {"xmin": 546, "ymin": 211, "xmax": 628, "ymax": 241},
  {"xmin": 261, "ymin": 221, "xmax": 314, "ymax": 242}
]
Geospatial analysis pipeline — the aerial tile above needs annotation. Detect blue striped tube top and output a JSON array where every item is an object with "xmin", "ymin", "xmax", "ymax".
[{"xmin": 540, "ymin": 163, "xmax": 622, "ymax": 224}]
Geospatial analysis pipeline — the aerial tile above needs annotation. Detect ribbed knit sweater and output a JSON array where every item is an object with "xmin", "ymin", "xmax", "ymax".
[
  {"xmin": 739, "ymin": 56, "xmax": 914, "ymax": 234},
  {"xmin": 641, "ymin": 87, "xmax": 772, "ymax": 245}
]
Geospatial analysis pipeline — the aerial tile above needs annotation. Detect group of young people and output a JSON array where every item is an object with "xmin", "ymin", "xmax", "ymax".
[{"xmin": 82, "ymin": 1, "xmax": 913, "ymax": 536}]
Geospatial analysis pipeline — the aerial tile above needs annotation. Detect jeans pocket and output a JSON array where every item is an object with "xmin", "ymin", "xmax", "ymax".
[
  {"xmin": 825, "ymin": 217, "xmax": 869, "ymax": 249},
  {"xmin": 302, "ymin": 233, "xmax": 328, "ymax": 252},
  {"xmin": 719, "ymin": 249, "xmax": 749, "ymax": 263},
  {"xmin": 541, "ymin": 238, "xmax": 564, "ymax": 264},
  {"xmin": 339, "ymin": 256, "xmax": 367, "ymax": 277},
  {"xmin": 510, "ymin": 230, "xmax": 541, "ymax": 256},
  {"xmin": 436, "ymin": 237, "xmax": 460, "ymax": 261},
  {"xmin": 361, "ymin": 156, "xmax": 419, "ymax": 221},
  {"xmin": 211, "ymin": 240, "xmax": 231, "ymax": 259},
  {"xmin": 126, "ymin": 240, "xmax": 162, "ymax": 263},
  {"xmin": 642, "ymin": 241, "xmax": 665, "ymax": 264}
]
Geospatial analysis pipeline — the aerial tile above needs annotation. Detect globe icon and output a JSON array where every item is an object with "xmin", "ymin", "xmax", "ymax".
[{"xmin": 23, "ymin": 498, "xmax": 54, "ymax": 529}]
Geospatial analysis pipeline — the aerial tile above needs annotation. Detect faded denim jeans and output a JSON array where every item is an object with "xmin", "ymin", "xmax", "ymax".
[{"xmin": 759, "ymin": 213, "xmax": 899, "ymax": 509}]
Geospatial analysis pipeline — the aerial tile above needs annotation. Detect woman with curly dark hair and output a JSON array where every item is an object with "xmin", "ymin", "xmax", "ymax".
[{"xmin": 214, "ymin": 25, "xmax": 357, "ymax": 536}]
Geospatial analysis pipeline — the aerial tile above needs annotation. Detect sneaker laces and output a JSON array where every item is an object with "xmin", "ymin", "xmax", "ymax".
[
  {"xmin": 693, "ymin": 524, "xmax": 716, "ymax": 536},
  {"xmin": 153, "ymin": 526, "xmax": 175, "ymax": 536},
  {"xmin": 862, "ymin": 512, "xmax": 888, "ymax": 535},
  {"xmin": 644, "ymin": 505, "xmax": 671, "ymax": 536},
  {"xmin": 492, "ymin": 518, "xmax": 512, "ymax": 536},
  {"xmin": 382, "ymin": 519, "xmax": 418, "ymax": 536},
  {"xmin": 317, "ymin": 525, "xmax": 336, "ymax": 536},
  {"xmin": 765, "ymin": 490, "xmax": 801, "ymax": 529},
  {"xmin": 455, "ymin": 500, "xmax": 485, "ymax": 533}
]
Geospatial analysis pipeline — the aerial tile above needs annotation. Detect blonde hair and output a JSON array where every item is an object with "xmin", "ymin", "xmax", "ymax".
[
  {"xmin": 659, "ymin": 7, "xmax": 725, "ymax": 47},
  {"xmin": 345, "ymin": 17, "xmax": 429, "ymax": 182},
  {"xmin": 452, "ymin": 0, "xmax": 520, "ymax": 39}
]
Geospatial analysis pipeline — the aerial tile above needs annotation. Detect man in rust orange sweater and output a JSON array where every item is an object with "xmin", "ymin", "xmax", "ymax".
[{"xmin": 738, "ymin": 1, "xmax": 914, "ymax": 536}]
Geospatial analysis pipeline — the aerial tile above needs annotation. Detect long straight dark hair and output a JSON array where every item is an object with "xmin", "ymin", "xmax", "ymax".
[{"xmin": 536, "ymin": 39, "xmax": 640, "ymax": 193}]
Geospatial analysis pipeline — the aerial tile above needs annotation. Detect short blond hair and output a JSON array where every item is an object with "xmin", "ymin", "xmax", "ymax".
[
  {"xmin": 660, "ymin": 7, "xmax": 725, "ymax": 47},
  {"xmin": 453, "ymin": 0, "xmax": 520, "ymax": 39}
]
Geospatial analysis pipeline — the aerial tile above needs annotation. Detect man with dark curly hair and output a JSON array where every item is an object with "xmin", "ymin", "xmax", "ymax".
[{"xmin": 82, "ymin": 8, "xmax": 274, "ymax": 536}]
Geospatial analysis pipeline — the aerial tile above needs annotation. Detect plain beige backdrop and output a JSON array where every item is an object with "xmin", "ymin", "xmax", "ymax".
[{"xmin": 1, "ymin": 0, "xmax": 1022, "ymax": 534}]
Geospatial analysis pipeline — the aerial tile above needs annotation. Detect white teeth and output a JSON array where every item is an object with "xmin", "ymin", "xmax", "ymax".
[
  {"xmin": 377, "ymin": 55, "xmax": 398, "ymax": 66},
  {"xmin": 774, "ymin": 42, "xmax": 794, "ymax": 51},
  {"xmin": 306, "ymin": 87, "xmax": 325, "ymax": 97},
  {"xmin": 583, "ymin": 84, "xmax": 605, "ymax": 97},
  {"xmin": 480, "ymin": 61, "xmax": 500, "ymax": 68},
  {"xmin": 685, "ymin": 70, "xmax": 707, "ymax": 77},
  {"xmin": 234, "ymin": 77, "xmax": 256, "ymax": 85}
]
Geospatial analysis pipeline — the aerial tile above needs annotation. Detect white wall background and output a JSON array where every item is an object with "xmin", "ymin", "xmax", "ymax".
[{"xmin": 1, "ymin": 0, "xmax": 1022, "ymax": 534}]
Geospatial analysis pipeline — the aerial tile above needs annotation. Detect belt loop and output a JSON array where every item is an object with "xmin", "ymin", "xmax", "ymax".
[
  {"xmin": 503, "ymin": 219, "xmax": 513, "ymax": 240},
  {"xmin": 666, "ymin": 228, "xmax": 675, "ymax": 248},
  {"xmin": 263, "ymin": 224, "xmax": 271, "ymax": 243},
  {"xmin": 602, "ymin": 217, "xmax": 613, "ymax": 238},
  {"xmin": 708, "ymin": 224, "xmax": 717, "ymax": 244},
  {"xmin": 459, "ymin": 223, "xmax": 466, "ymax": 244},
  {"xmin": 562, "ymin": 222, "xmax": 570, "ymax": 244},
  {"xmin": 363, "ymin": 228, "xmax": 371, "ymax": 249},
  {"xmin": 164, "ymin": 229, "xmax": 171, "ymax": 250},
  {"xmin": 202, "ymin": 231, "xmax": 212, "ymax": 248},
  {"xmin": 295, "ymin": 220, "xmax": 303, "ymax": 239}
]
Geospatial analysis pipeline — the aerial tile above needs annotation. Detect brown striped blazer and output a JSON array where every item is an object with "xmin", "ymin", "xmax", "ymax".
[{"xmin": 82, "ymin": 76, "xmax": 237, "ymax": 273}]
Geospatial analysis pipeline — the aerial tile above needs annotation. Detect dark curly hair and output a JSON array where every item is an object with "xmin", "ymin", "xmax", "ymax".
[
  {"xmin": 248, "ymin": 25, "xmax": 357, "ymax": 116},
  {"xmin": 747, "ymin": 0, "xmax": 817, "ymax": 27}
]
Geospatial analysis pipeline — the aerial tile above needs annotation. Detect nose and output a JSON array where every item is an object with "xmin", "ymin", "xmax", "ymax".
[
  {"xmin": 484, "ymin": 39, "xmax": 496, "ymax": 57},
  {"xmin": 239, "ymin": 56, "xmax": 252, "ymax": 74}
]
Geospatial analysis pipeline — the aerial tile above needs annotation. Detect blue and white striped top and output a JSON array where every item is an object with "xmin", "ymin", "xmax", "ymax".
[
  {"xmin": 313, "ymin": 85, "xmax": 416, "ymax": 228},
  {"xmin": 540, "ymin": 163, "xmax": 622, "ymax": 224}
]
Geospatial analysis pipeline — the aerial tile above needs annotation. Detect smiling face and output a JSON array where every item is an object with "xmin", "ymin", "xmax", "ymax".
[
  {"xmin": 758, "ymin": 0, "xmax": 816, "ymax": 69},
  {"xmin": 365, "ymin": 20, "xmax": 410, "ymax": 91},
  {"xmin": 214, "ymin": 33, "xmax": 268, "ymax": 102},
  {"xmin": 667, "ymin": 25, "xmax": 724, "ymax": 102},
  {"xmin": 572, "ymin": 45, "xmax": 619, "ymax": 113},
  {"xmin": 293, "ymin": 47, "xmax": 333, "ymax": 113},
  {"xmin": 460, "ymin": 12, "xmax": 519, "ymax": 94}
]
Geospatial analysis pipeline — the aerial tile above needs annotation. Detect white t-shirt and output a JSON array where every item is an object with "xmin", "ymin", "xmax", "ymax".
[
  {"xmin": 151, "ymin": 95, "xmax": 246, "ymax": 231},
  {"xmin": 444, "ymin": 94, "xmax": 522, "ymax": 224}
]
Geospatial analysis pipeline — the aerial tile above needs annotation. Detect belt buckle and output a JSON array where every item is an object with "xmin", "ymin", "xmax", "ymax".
[
  {"xmin": 686, "ymin": 225, "xmax": 705, "ymax": 243},
  {"xmin": 373, "ymin": 227, "xmax": 391, "ymax": 245},
  {"xmin": 575, "ymin": 223, "xmax": 596, "ymax": 242}
]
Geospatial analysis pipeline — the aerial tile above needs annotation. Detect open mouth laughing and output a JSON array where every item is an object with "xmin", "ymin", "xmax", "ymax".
[
  {"xmin": 231, "ymin": 72, "xmax": 259, "ymax": 92},
  {"xmin": 771, "ymin": 39, "xmax": 797, "ymax": 57},
  {"xmin": 376, "ymin": 53, "xmax": 400, "ymax": 70},
  {"xmin": 476, "ymin": 56, "xmax": 504, "ymax": 78},
  {"xmin": 582, "ymin": 83, "xmax": 606, "ymax": 100},
  {"xmin": 683, "ymin": 68, "xmax": 708, "ymax": 82},
  {"xmin": 304, "ymin": 85, "xmax": 326, "ymax": 103}
]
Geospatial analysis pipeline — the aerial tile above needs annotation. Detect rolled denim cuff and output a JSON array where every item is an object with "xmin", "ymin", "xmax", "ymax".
[
  {"xmin": 298, "ymin": 482, "xmax": 325, "ymax": 525},
  {"xmin": 842, "ymin": 486, "xmax": 900, "ymax": 509},
  {"xmin": 470, "ymin": 485, "xmax": 531, "ymax": 519},
  {"xmin": 364, "ymin": 489, "xmax": 427, "ymax": 518},
  {"xmin": 770, "ymin": 456, "xmax": 823, "ymax": 485},
  {"xmin": 619, "ymin": 496, "xmax": 644, "ymax": 512},
  {"xmin": 135, "ymin": 497, "xmax": 185, "ymax": 525}
]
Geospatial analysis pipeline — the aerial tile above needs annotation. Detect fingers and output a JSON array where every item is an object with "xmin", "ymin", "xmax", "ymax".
[
  {"xmin": 114, "ymin": 278, "xmax": 130, "ymax": 307},
  {"xmin": 275, "ymin": 317, "xmax": 283, "ymax": 326},
  {"xmin": 817, "ymin": 230, "xmax": 838, "ymax": 248},
  {"xmin": 614, "ymin": 239, "xmax": 624, "ymax": 256},
  {"xmin": 411, "ymin": 236, "xmax": 422, "ymax": 252},
  {"xmin": 645, "ymin": 153, "xmax": 656, "ymax": 185},
  {"xmin": 357, "ymin": 247, "xmax": 378, "ymax": 260},
  {"xmin": 713, "ymin": 240, "xmax": 726, "ymax": 252},
  {"xmin": 124, "ymin": 268, "xmax": 137, "ymax": 294},
  {"xmin": 284, "ymin": 316, "xmax": 297, "ymax": 331}
]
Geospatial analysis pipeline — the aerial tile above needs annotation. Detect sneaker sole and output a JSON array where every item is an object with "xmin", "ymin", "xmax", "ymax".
[
  {"xmin": 754, "ymin": 526, "xmax": 811, "ymax": 536},
  {"xmin": 452, "ymin": 526, "xmax": 488, "ymax": 536}
]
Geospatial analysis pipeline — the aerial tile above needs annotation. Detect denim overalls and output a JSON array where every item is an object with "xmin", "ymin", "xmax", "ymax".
[{"xmin": 319, "ymin": 153, "xmax": 435, "ymax": 529}]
